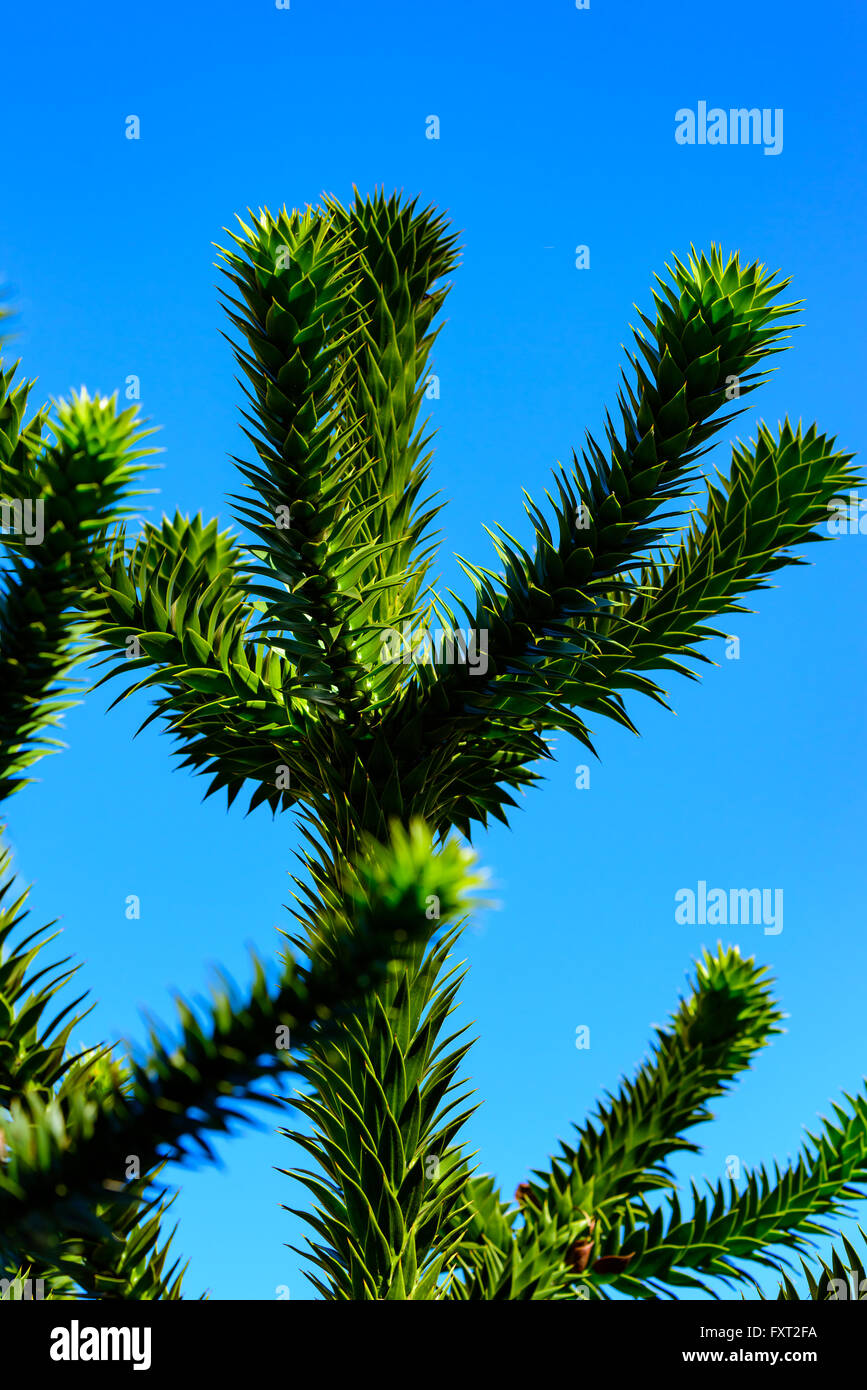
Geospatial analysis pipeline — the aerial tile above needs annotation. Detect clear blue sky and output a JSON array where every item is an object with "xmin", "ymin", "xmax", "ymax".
[{"xmin": 2, "ymin": 0, "xmax": 865, "ymax": 1299}]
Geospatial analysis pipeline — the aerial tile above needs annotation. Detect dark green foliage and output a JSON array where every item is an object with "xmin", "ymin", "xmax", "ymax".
[
  {"xmin": 282, "ymin": 925, "xmax": 477, "ymax": 1299},
  {"xmin": 447, "ymin": 949, "xmax": 867, "ymax": 1300},
  {"xmin": 0, "ymin": 387, "xmax": 151, "ymax": 800},
  {"xmin": 92, "ymin": 512, "xmax": 310, "ymax": 816},
  {"xmin": 0, "ymin": 820, "xmax": 478, "ymax": 1293},
  {"xmin": 768, "ymin": 1226, "xmax": 867, "ymax": 1301},
  {"xmin": 0, "ymin": 199, "xmax": 861, "ymax": 1300}
]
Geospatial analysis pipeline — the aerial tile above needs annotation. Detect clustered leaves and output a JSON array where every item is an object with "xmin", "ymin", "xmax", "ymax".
[
  {"xmin": 446, "ymin": 948, "xmax": 867, "ymax": 1300},
  {"xmin": 282, "ymin": 924, "xmax": 477, "ymax": 1300},
  {"xmin": 0, "ymin": 821, "xmax": 479, "ymax": 1294},
  {"xmin": 0, "ymin": 380, "xmax": 151, "ymax": 800},
  {"xmin": 92, "ymin": 512, "xmax": 310, "ymax": 817},
  {"xmin": 0, "ymin": 199, "xmax": 862, "ymax": 1301}
]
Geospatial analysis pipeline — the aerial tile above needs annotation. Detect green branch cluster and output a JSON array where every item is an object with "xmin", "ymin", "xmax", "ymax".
[{"xmin": 0, "ymin": 196, "xmax": 862, "ymax": 1301}]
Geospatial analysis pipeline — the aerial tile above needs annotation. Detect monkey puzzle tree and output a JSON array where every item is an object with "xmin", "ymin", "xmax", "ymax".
[
  {"xmin": 0, "ymin": 195, "xmax": 864, "ymax": 1300},
  {"xmin": 0, "ymin": 295, "xmax": 479, "ymax": 1299}
]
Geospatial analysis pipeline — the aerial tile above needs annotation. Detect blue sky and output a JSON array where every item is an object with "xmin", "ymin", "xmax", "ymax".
[{"xmin": 2, "ymin": 0, "xmax": 865, "ymax": 1299}]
